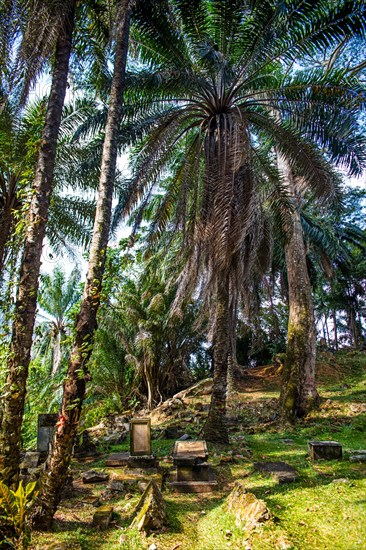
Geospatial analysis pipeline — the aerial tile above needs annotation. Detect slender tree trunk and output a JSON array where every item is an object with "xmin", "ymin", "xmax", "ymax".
[
  {"xmin": 51, "ymin": 329, "xmax": 62, "ymax": 376},
  {"xmin": 278, "ymin": 156, "xmax": 319, "ymax": 422},
  {"xmin": 0, "ymin": 2, "xmax": 75, "ymax": 486},
  {"xmin": 31, "ymin": 0, "xmax": 132, "ymax": 528},
  {"xmin": 202, "ymin": 272, "xmax": 230, "ymax": 444},
  {"xmin": 332, "ymin": 309, "xmax": 339, "ymax": 351}
]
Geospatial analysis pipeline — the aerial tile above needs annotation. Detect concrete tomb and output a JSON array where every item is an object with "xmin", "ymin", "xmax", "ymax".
[
  {"xmin": 105, "ymin": 417, "xmax": 157, "ymax": 468},
  {"xmin": 37, "ymin": 413, "xmax": 58, "ymax": 453},
  {"xmin": 308, "ymin": 440, "xmax": 342, "ymax": 460},
  {"xmin": 170, "ymin": 440, "xmax": 217, "ymax": 492}
]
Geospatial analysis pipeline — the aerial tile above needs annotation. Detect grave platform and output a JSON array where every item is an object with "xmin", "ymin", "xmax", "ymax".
[
  {"xmin": 308, "ymin": 441, "xmax": 342, "ymax": 460},
  {"xmin": 105, "ymin": 452, "xmax": 157, "ymax": 468},
  {"xmin": 169, "ymin": 440, "xmax": 217, "ymax": 493}
]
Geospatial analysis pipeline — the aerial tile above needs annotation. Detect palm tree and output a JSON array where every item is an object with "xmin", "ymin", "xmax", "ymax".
[
  {"xmin": 113, "ymin": 0, "xmax": 365, "ymax": 441},
  {"xmin": 0, "ymin": 0, "xmax": 77, "ymax": 487},
  {"xmin": 31, "ymin": 0, "xmax": 132, "ymax": 527},
  {"xmin": 35, "ymin": 267, "xmax": 81, "ymax": 376}
]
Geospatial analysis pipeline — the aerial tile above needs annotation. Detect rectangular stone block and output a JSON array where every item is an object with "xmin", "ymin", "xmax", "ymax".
[
  {"xmin": 92, "ymin": 506, "xmax": 113, "ymax": 528},
  {"xmin": 308, "ymin": 441, "xmax": 342, "ymax": 460},
  {"xmin": 173, "ymin": 440, "xmax": 208, "ymax": 465},
  {"xmin": 37, "ymin": 414, "xmax": 58, "ymax": 453},
  {"xmin": 130, "ymin": 418, "xmax": 152, "ymax": 456}
]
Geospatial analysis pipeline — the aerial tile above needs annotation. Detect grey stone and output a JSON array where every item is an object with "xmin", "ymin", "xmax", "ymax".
[
  {"xmin": 92, "ymin": 506, "xmax": 113, "ymax": 529},
  {"xmin": 332, "ymin": 478, "xmax": 350, "ymax": 484},
  {"xmin": 37, "ymin": 413, "xmax": 58, "ymax": 453},
  {"xmin": 20, "ymin": 451, "xmax": 41, "ymax": 470},
  {"xmin": 82, "ymin": 470, "xmax": 109, "ymax": 483},
  {"xmin": 178, "ymin": 433, "xmax": 192, "ymax": 441},
  {"xmin": 349, "ymin": 455, "xmax": 366, "ymax": 463},
  {"xmin": 109, "ymin": 480, "xmax": 125, "ymax": 492}
]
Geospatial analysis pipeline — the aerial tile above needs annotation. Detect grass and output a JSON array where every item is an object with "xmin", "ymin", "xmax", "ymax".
[{"xmin": 30, "ymin": 350, "xmax": 366, "ymax": 550}]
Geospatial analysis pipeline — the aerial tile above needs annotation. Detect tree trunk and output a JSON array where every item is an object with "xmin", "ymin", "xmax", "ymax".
[
  {"xmin": 278, "ymin": 156, "xmax": 319, "ymax": 422},
  {"xmin": 201, "ymin": 272, "xmax": 230, "ymax": 444},
  {"xmin": 31, "ymin": 0, "xmax": 131, "ymax": 528},
  {"xmin": 0, "ymin": 2, "xmax": 75, "ymax": 486},
  {"xmin": 0, "ymin": 208, "xmax": 14, "ymax": 279},
  {"xmin": 332, "ymin": 309, "xmax": 338, "ymax": 351}
]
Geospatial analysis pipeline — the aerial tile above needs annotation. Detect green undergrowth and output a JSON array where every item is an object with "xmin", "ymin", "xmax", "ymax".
[{"xmin": 31, "ymin": 351, "xmax": 366, "ymax": 550}]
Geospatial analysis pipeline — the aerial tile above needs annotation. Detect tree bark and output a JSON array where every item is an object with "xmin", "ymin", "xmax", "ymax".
[
  {"xmin": 332, "ymin": 309, "xmax": 338, "ymax": 351},
  {"xmin": 0, "ymin": 2, "xmax": 75, "ymax": 486},
  {"xmin": 278, "ymin": 156, "xmax": 319, "ymax": 422},
  {"xmin": 201, "ymin": 272, "xmax": 230, "ymax": 444},
  {"xmin": 31, "ymin": 0, "xmax": 132, "ymax": 528},
  {"xmin": 0, "ymin": 208, "xmax": 14, "ymax": 279}
]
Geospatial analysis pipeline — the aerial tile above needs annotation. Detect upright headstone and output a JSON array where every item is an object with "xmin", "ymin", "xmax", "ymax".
[
  {"xmin": 130, "ymin": 418, "xmax": 152, "ymax": 456},
  {"xmin": 37, "ymin": 414, "xmax": 58, "ymax": 453}
]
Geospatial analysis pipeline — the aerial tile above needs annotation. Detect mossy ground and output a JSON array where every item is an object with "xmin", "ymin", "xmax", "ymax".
[{"xmin": 30, "ymin": 350, "xmax": 366, "ymax": 549}]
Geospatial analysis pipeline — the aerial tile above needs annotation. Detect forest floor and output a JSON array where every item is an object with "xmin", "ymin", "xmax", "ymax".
[{"xmin": 30, "ymin": 350, "xmax": 366, "ymax": 550}]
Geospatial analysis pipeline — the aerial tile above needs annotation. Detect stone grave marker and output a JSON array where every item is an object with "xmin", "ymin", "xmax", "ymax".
[
  {"xmin": 37, "ymin": 413, "xmax": 58, "ymax": 453},
  {"xmin": 170, "ymin": 440, "xmax": 217, "ymax": 492},
  {"xmin": 130, "ymin": 418, "xmax": 152, "ymax": 456},
  {"xmin": 308, "ymin": 440, "xmax": 342, "ymax": 460}
]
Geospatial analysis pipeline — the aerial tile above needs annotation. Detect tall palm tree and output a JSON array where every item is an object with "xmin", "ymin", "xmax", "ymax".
[
  {"xmin": 36, "ymin": 267, "xmax": 81, "ymax": 376},
  {"xmin": 0, "ymin": 0, "xmax": 77, "ymax": 487},
  {"xmin": 31, "ymin": 0, "xmax": 132, "ymax": 527},
  {"xmin": 114, "ymin": 0, "xmax": 366, "ymax": 441}
]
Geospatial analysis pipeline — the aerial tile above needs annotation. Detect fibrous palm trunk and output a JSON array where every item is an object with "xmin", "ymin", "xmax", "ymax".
[
  {"xmin": 278, "ymin": 156, "xmax": 319, "ymax": 421},
  {"xmin": 202, "ymin": 272, "xmax": 230, "ymax": 444},
  {"xmin": 0, "ymin": 1, "xmax": 76, "ymax": 486},
  {"xmin": 0, "ymin": 208, "xmax": 14, "ymax": 278},
  {"xmin": 31, "ymin": 0, "xmax": 132, "ymax": 528}
]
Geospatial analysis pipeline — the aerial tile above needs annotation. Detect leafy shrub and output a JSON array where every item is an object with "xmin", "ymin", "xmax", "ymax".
[{"xmin": 0, "ymin": 481, "xmax": 37, "ymax": 549}]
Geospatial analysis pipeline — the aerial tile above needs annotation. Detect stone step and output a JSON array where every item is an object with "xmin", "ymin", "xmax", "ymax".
[{"xmin": 169, "ymin": 480, "xmax": 218, "ymax": 493}]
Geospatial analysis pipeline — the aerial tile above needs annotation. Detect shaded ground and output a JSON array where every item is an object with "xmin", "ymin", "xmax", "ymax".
[{"xmin": 30, "ymin": 350, "xmax": 366, "ymax": 550}]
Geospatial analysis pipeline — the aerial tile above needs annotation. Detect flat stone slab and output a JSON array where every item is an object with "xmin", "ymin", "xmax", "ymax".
[
  {"xmin": 105, "ymin": 452, "xmax": 130, "ymax": 467},
  {"xmin": 349, "ymin": 455, "xmax": 366, "ymax": 463},
  {"xmin": 92, "ymin": 506, "xmax": 113, "ymax": 528},
  {"xmin": 308, "ymin": 441, "xmax": 342, "ymax": 460},
  {"xmin": 82, "ymin": 470, "xmax": 109, "ymax": 483},
  {"xmin": 254, "ymin": 461, "xmax": 298, "ymax": 483},
  {"xmin": 173, "ymin": 440, "xmax": 208, "ymax": 466}
]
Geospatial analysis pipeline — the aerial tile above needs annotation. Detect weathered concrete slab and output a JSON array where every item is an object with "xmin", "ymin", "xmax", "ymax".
[
  {"xmin": 82, "ymin": 470, "xmax": 109, "ymax": 483},
  {"xmin": 131, "ymin": 480, "xmax": 167, "ymax": 535},
  {"xmin": 169, "ymin": 480, "xmax": 217, "ymax": 493},
  {"xmin": 173, "ymin": 440, "xmax": 208, "ymax": 465},
  {"xmin": 254, "ymin": 461, "xmax": 298, "ymax": 483},
  {"xmin": 92, "ymin": 506, "xmax": 113, "ymax": 528},
  {"xmin": 105, "ymin": 452, "xmax": 130, "ymax": 467},
  {"xmin": 37, "ymin": 413, "xmax": 58, "ymax": 453},
  {"xmin": 308, "ymin": 441, "xmax": 342, "ymax": 460}
]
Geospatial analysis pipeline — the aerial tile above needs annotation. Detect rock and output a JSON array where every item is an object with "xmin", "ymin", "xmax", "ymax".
[
  {"xmin": 173, "ymin": 378, "xmax": 213, "ymax": 399},
  {"xmin": 227, "ymin": 481, "xmax": 271, "ymax": 529},
  {"xmin": 73, "ymin": 430, "xmax": 100, "ymax": 458},
  {"xmin": 254, "ymin": 461, "xmax": 298, "ymax": 483},
  {"xmin": 102, "ymin": 431, "xmax": 127, "ymax": 446},
  {"xmin": 20, "ymin": 451, "xmax": 41, "ymax": 470},
  {"xmin": 148, "ymin": 544, "xmax": 157, "ymax": 550},
  {"xmin": 349, "ymin": 455, "xmax": 366, "ymax": 463},
  {"xmin": 279, "ymin": 439, "xmax": 294, "ymax": 445},
  {"xmin": 138, "ymin": 481, "xmax": 149, "ymax": 493},
  {"xmin": 332, "ymin": 478, "xmax": 350, "ymax": 484},
  {"xmin": 105, "ymin": 452, "xmax": 130, "ymax": 467},
  {"xmin": 81, "ymin": 495, "xmax": 101, "ymax": 506},
  {"xmin": 131, "ymin": 480, "xmax": 168, "ymax": 535},
  {"xmin": 109, "ymin": 480, "xmax": 125, "ymax": 492},
  {"xmin": 178, "ymin": 434, "xmax": 192, "ymax": 441},
  {"xmin": 82, "ymin": 470, "xmax": 109, "ymax": 483},
  {"xmin": 92, "ymin": 506, "xmax": 113, "ymax": 529}
]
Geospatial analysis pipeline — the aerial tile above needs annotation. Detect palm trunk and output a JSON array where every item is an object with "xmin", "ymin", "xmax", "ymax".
[
  {"xmin": 31, "ymin": 0, "xmax": 131, "ymax": 528},
  {"xmin": 0, "ymin": 208, "xmax": 14, "ymax": 279},
  {"xmin": 0, "ymin": 2, "xmax": 75, "ymax": 486},
  {"xmin": 278, "ymin": 156, "xmax": 319, "ymax": 422},
  {"xmin": 202, "ymin": 272, "xmax": 230, "ymax": 444},
  {"xmin": 51, "ymin": 329, "xmax": 62, "ymax": 376},
  {"xmin": 332, "ymin": 309, "xmax": 338, "ymax": 351}
]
